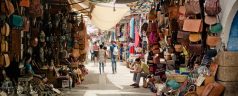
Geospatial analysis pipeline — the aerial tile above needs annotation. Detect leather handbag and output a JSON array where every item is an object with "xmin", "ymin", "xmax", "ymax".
[
  {"xmin": 183, "ymin": 19, "xmax": 202, "ymax": 32},
  {"xmin": 22, "ymin": 16, "xmax": 30, "ymax": 32},
  {"xmin": 205, "ymin": 0, "xmax": 221, "ymax": 16},
  {"xmin": 1, "ymin": 0, "xmax": 15, "ymax": 17},
  {"xmin": 175, "ymin": 44, "xmax": 183, "ymax": 52},
  {"xmin": 29, "ymin": 0, "xmax": 43, "ymax": 17},
  {"xmin": 201, "ymin": 82, "xmax": 224, "ymax": 96},
  {"xmin": 19, "ymin": 0, "xmax": 30, "ymax": 7},
  {"xmin": 185, "ymin": 0, "xmax": 201, "ymax": 15},
  {"xmin": 205, "ymin": 15, "xmax": 217, "ymax": 25},
  {"xmin": 4, "ymin": 54, "xmax": 10, "ymax": 68},
  {"xmin": 1, "ymin": 23, "xmax": 10, "ymax": 36},
  {"xmin": 206, "ymin": 35, "xmax": 221, "ymax": 47},
  {"xmin": 184, "ymin": 85, "xmax": 198, "ymax": 96},
  {"xmin": 189, "ymin": 33, "xmax": 201, "ymax": 42},
  {"xmin": 210, "ymin": 23, "xmax": 222, "ymax": 33},
  {"xmin": 1, "ymin": 40, "xmax": 8, "ymax": 52},
  {"xmin": 10, "ymin": 15, "xmax": 24, "ymax": 28},
  {"xmin": 0, "ymin": 54, "xmax": 4, "ymax": 67},
  {"xmin": 177, "ymin": 31, "xmax": 189, "ymax": 39},
  {"xmin": 189, "ymin": 44, "xmax": 202, "ymax": 55}
]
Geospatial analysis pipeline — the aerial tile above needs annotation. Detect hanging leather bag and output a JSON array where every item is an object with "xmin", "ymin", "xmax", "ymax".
[
  {"xmin": 29, "ymin": 0, "xmax": 43, "ymax": 17},
  {"xmin": 205, "ymin": 15, "xmax": 217, "ymax": 25},
  {"xmin": 177, "ymin": 31, "xmax": 189, "ymax": 39},
  {"xmin": 3, "ymin": 54, "xmax": 10, "ymax": 68},
  {"xmin": 19, "ymin": 0, "xmax": 30, "ymax": 7},
  {"xmin": 206, "ymin": 35, "xmax": 221, "ymax": 47},
  {"xmin": 189, "ymin": 44, "xmax": 202, "ymax": 55},
  {"xmin": 189, "ymin": 33, "xmax": 202, "ymax": 42},
  {"xmin": 1, "ymin": 0, "xmax": 15, "ymax": 17},
  {"xmin": 0, "ymin": 54, "xmax": 4, "ymax": 67},
  {"xmin": 183, "ymin": 19, "xmax": 202, "ymax": 32},
  {"xmin": 185, "ymin": 0, "xmax": 201, "ymax": 15},
  {"xmin": 1, "ymin": 23, "xmax": 10, "ymax": 36},
  {"xmin": 205, "ymin": 0, "xmax": 221, "ymax": 16},
  {"xmin": 22, "ymin": 16, "xmax": 30, "ymax": 32},
  {"xmin": 1, "ymin": 40, "xmax": 8, "ymax": 52}
]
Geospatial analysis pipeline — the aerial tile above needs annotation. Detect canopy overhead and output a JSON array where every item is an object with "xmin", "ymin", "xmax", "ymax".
[
  {"xmin": 91, "ymin": 3, "xmax": 130, "ymax": 30},
  {"xmin": 68, "ymin": 0, "xmax": 130, "ymax": 30}
]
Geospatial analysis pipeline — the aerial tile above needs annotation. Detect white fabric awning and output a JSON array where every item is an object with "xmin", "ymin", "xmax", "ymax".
[
  {"xmin": 91, "ymin": 3, "xmax": 130, "ymax": 30},
  {"xmin": 68, "ymin": 0, "xmax": 130, "ymax": 30}
]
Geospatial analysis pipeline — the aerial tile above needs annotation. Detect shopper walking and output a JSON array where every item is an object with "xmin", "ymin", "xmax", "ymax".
[
  {"xmin": 110, "ymin": 41, "xmax": 118, "ymax": 74},
  {"xmin": 98, "ymin": 45, "xmax": 106, "ymax": 74},
  {"xmin": 93, "ymin": 42, "xmax": 99, "ymax": 66}
]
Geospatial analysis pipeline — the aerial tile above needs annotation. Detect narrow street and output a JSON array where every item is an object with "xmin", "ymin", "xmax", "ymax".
[{"xmin": 62, "ymin": 61, "xmax": 152, "ymax": 96}]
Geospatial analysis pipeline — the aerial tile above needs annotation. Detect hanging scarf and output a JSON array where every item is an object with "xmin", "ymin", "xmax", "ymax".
[
  {"xmin": 135, "ymin": 26, "xmax": 140, "ymax": 47},
  {"xmin": 130, "ymin": 17, "xmax": 135, "ymax": 39}
]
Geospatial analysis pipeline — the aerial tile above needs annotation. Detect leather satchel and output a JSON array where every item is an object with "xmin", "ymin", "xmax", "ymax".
[
  {"xmin": 189, "ymin": 44, "xmax": 202, "ymax": 55},
  {"xmin": 177, "ymin": 31, "xmax": 189, "ymax": 39},
  {"xmin": 205, "ymin": 0, "xmax": 221, "ymax": 16},
  {"xmin": 185, "ymin": 0, "xmax": 201, "ymax": 15},
  {"xmin": 19, "ymin": 0, "xmax": 30, "ymax": 7},
  {"xmin": 206, "ymin": 35, "xmax": 221, "ymax": 47},
  {"xmin": 183, "ymin": 19, "xmax": 202, "ymax": 32},
  {"xmin": 1, "ymin": 0, "xmax": 15, "ymax": 17},
  {"xmin": 201, "ymin": 82, "xmax": 224, "ymax": 96},
  {"xmin": 1, "ymin": 23, "xmax": 10, "ymax": 36},
  {"xmin": 4, "ymin": 54, "xmax": 10, "ymax": 68},
  {"xmin": 29, "ymin": 0, "xmax": 43, "ymax": 17},
  {"xmin": 1, "ymin": 40, "xmax": 8, "ymax": 52},
  {"xmin": 189, "ymin": 33, "xmax": 201, "ymax": 42},
  {"xmin": 205, "ymin": 15, "xmax": 217, "ymax": 25}
]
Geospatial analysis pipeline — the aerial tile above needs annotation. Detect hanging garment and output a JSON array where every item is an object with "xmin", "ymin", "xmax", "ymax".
[
  {"xmin": 130, "ymin": 17, "xmax": 135, "ymax": 39},
  {"xmin": 135, "ymin": 27, "xmax": 140, "ymax": 47}
]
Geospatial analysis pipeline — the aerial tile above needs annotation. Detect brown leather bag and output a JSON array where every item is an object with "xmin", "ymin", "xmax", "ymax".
[
  {"xmin": 205, "ymin": 15, "xmax": 217, "ymax": 25},
  {"xmin": 1, "ymin": 40, "xmax": 8, "ymax": 52},
  {"xmin": 168, "ymin": 5, "xmax": 179, "ymax": 20},
  {"xmin": 206, "ymin": 35, "xmax": 221, "ymax": 47},
  {"xmin": 1, "ymin": 0, "xmax": 15, "ymax": 17},
  {"xmin": 201, "ymin": 82, "xmax": 224, "ymax": 96},
  {"xmin": 72, "ymin": 49, "xmax": 81, "ymax": 58},
  {"xmin": 0, "ymin": 54, "xmax": 4, "ymax": 67},
  {"xmin": 29, "ymin": 0, "xmax": 43, "ymax": 17},
  {"xmin": 185, "ymin": 0, "xmax": 201, "ymax": 15},
  {"xmin": 1, "ymin": 23, "xmax": 10, "ymax": 36},
  {"xmin": 205, "ymin": 0, "xmax": 221, "ymax": 16},
  {"xmin": 19, "ymin": 0, "xmax": 30, "ymax": 7},
  {"xmin": 189, "ymin": 33, "xmax": 201, "ymax": 42},
  {"xmin": 189, "ymin": 44, "xmax": 202, "ymax": 55},
  {"xmin": 183, "ymin": 19, "xmax": 202, "ymax": 32},
  {"xmin": 177, "ymin": 31, "xmax": 189, "ymax": 39},
  {"xmin": 4, "ymin": 54, "xmax": 10, "ymax": 68},
  {"xmin": 22, "ymin": 16, "xmax": 30, "ymax": 32}
]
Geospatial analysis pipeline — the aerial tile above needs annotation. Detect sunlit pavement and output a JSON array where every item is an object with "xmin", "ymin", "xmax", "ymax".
[{"xmin": 62, "ymin": 61, "xmax": 152, "ymax": 96}]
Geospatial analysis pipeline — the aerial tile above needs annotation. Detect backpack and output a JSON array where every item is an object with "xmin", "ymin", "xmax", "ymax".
[
  {"xmin": 113, "ymin": 46, "xmax": 118, "ymax": 55},
  {"xmin": 205, "ymin": 0, "xmax": 221, "ymax": 16}
]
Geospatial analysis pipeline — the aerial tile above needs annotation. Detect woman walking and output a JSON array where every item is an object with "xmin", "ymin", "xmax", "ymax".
[{"xmin": 98, "ymin": 45, "xmax": 106, "ymax": 74}]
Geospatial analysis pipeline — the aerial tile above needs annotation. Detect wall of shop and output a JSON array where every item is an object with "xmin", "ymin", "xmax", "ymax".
[{"xmin": 220, "ymin": 0, "xmax": 238, "ymax": 48}]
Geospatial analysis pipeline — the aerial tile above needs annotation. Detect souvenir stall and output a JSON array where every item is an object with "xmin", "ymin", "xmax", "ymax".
[
  {"xmin": 126, "ymin": 0, "xmax": 226, "ymax": 96},
  {"xmin": 0, "ymin": 0, "xmax": 89, "ymax": 95}
]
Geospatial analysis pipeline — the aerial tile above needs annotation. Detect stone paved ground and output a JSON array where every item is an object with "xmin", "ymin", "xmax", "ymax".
[{"xmin": 62, "ymin": 61, "xmax": 152, "ymax": 96}]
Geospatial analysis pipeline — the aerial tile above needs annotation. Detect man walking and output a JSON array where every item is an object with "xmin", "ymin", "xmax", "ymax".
[{"xmin": 110, "ymin": 41, "xmax": 117, "ymax": 74}]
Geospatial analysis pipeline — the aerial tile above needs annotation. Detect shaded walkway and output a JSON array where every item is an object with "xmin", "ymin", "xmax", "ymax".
[{"xmin": 62, "ymin": 61, "xmax": 152, "ymax": 96}]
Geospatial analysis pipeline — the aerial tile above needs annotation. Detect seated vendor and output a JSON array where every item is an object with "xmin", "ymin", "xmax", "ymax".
[{"xmin": 24, "ymin": 53, "xmax": 42, "ymax": 79}]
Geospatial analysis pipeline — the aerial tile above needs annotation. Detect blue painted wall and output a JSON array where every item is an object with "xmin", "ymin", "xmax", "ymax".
[{"xmin": 228, "ymin": 11, "xmax": 238, "ymax": 51}]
